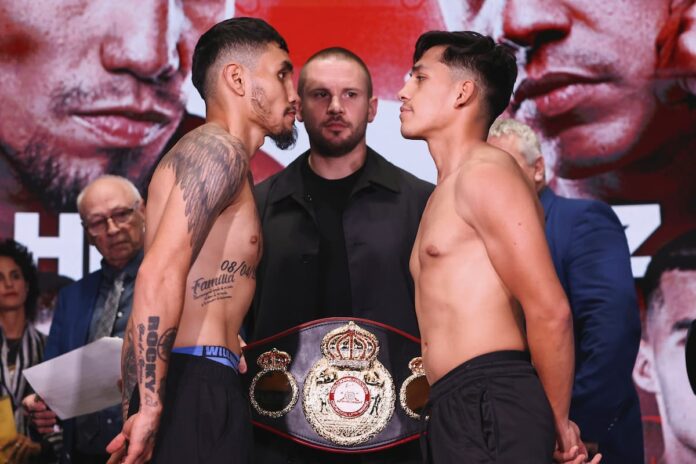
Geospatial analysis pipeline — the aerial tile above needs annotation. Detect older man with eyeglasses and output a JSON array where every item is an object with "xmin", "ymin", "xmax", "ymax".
[{"xmin": 23, "ymin": 175, "xmax": 145, "ymax": 464}]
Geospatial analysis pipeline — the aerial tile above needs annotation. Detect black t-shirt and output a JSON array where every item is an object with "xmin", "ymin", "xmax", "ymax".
[{"xmin": 301, "ymin": 159, "xmax": 364, "ymax": 318}]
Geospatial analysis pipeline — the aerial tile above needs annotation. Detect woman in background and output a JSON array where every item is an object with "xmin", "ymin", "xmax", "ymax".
[{"xmin": 0, "ymin": 239, "xmax": 46, "ymax": 463}]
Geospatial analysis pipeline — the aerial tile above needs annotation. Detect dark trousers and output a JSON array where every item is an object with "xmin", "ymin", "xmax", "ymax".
[
  {"xmin": 129, "ymin": 353, "xmax": 251, "ymax": 463},
  {"xmin": 421, "ymin": 351, "xmax": 556, "ymax": 464}
]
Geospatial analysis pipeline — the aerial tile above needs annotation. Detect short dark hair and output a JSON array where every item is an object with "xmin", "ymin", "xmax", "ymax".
[
  {"xmin": 192, "ymin": 17, "xmax": 289, "ymax": 100},
  {"xmin": 642, "ymin": 230, "xmax": 696, "ymax": 316},
  {"xmin": 298, "ymin": 47, "xmax": 373, "ymax": 98},
  {"xmin": 413, "ymin": 31, "xmax": 517, "ymax": 126},
  {"xmin": 0, "ymin": 239, "xmax": 39, "ymax": 321}
]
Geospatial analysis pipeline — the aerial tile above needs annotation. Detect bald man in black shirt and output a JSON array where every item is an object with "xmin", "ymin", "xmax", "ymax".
[{"xmin": 249, "ymin": 47, "xmax": 433, "ymax": 464}]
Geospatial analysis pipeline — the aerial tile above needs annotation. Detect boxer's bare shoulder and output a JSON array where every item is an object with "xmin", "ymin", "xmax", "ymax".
[
  {"xmin": 147, "ymin": 123, "xmax": 250, "ymax": 263},
  {"xmin": 453, "ymin": 143, "xmax": 541, "ymax": 226},
  {"xmin": 454, "ymin": 143, "xmax": 529, "ymax": 189}
]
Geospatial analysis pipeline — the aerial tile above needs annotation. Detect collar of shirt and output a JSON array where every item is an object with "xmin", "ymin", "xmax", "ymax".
[
  {"xmin": 268, "ymin": 146, "xmax": 401, "ymax": 205},
  {"xmin": 100, "ymin": 248, "xmax": 144, "ymax": 282}
]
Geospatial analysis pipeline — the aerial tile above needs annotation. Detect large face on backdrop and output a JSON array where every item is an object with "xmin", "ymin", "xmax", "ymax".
[
  {"xmin": 2, "ymin": 1, "xmax": 696, "ymax": 461},
  {"xmin": 0, "ymin": 0, "xmax": 226, "ymax": 211},
  {"xmin": 635, "ymin": 269, "xmax": 696, "ymax": 461},
  {"xmin": 453, "ymin": 0, "xmax": 696, "ymax": 209},
  {"xmin": 483, "ymin": 0, "xmax": 666, "ymax": 173}
]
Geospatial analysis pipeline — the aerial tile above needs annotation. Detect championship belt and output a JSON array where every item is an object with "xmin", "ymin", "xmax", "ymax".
[{"xmin": 243, "ymin": 318, "xmax": 429, "ymax": 453}]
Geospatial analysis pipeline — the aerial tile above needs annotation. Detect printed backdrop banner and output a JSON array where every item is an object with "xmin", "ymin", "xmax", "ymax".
[{"xmin": 1, "ymin": 1, "xmax": 694, "ymax": 462}]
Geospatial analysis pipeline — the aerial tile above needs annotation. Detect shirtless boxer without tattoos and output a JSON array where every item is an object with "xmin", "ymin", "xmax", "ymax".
[
  {"xmin": 399, "ymin": 31, "xmax": 599, "ymax": 464},
  {"xmin": 106, "ymin": 18, "xmax": 298, "ymax": 464}
]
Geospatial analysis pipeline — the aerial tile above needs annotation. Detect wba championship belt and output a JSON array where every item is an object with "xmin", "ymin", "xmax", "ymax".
[{"xmin": 242, "ymin": 318, "xmax": 429, "ymax": 453}]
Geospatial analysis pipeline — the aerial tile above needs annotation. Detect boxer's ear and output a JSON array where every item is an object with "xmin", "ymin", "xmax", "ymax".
[
  {"xmin": 454, "ymin": 80, "xmax": 476, "ymax": 109},
  {"xmin": 633, "ymin": 339, "xmax": 658, "ymax": 394},
  {"xmin": 222, "ymin": 62, "xmax": 246, "ymax": 97}
]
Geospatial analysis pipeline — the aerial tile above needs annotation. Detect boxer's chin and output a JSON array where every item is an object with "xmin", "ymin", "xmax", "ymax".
[
  {"xmin": 399, "ymin": 125, "xmax": 423, "ymax": 141},
  {"xmin": 270, "ymin": 124, "xmax": 297, "ymax": 150}
]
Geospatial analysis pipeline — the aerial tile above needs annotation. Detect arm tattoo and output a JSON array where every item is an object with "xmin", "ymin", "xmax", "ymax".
[
  {"xmin": 137, "ymin": 323, "xmax": 145, "ymax": 384},
  {"xmin": 121, "ymin": 324, "xmax": 137, "ymax": 419},
  {"xmin": 143, "ymin": 393, "xmax": 160, "ymax": 408},
  {"xmin": 157, "ymin": 328, "xmax": 177, "ymax": 362},
  {"xmin": 144, "ymin": 316, "xmax": 160, "ymax": 393},
  {"xmin": 138, "ymin": 316, "xmax": 177, "ymax": 408},
  {"xmin": 160, "ymin": 125, "xmax": 249, "ymax": 264}
]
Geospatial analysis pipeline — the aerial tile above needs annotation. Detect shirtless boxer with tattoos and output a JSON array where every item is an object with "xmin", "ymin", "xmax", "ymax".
[
  {"xmin": 398, "ymin": 31, "xmax": 599, "ymax": 464},
  {"xmin": 106, "ymin": 17, "xmax": 298, "ymax": 464}
]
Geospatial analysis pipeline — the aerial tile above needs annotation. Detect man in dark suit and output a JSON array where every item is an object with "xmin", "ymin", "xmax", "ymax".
[
  {"xmin": 489, "ymin": 118, "xmax": 643, "ymax": 463},
  {"xmin": 23, "ymin": 175, "xmax": 145, "ymax": 464}
]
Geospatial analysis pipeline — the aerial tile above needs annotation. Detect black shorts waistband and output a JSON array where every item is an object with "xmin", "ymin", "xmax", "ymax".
[
  {"xmin": 167, "ymin": 352, "xmax": 240, "ymax": 383},
  {"xmin": 430, "ymin": 350, "xmax": 532, "ymax": 400}
]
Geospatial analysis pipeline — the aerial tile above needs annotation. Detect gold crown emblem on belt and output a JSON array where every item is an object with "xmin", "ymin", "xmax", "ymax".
[
  {"xmin": 257, "ymin": 348, "xmax": 292, "ymax": 370},
  {"xmin": 250, "ymin": 348, "xmax": 299, "ymax": 419},
  {"xmin": 303, "ymin": 321, "xmax": 395, "ymax": 446},
  {"xmin": 322, "ymin": 321, "xmax": 379, "ymax": 369}
]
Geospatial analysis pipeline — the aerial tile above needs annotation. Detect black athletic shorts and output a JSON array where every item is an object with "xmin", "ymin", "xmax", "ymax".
[
  {"xmin": 128, "ymin": 352, "xmax": 251, "ymax": 463},
  {"xmin": 420, "ymin": 350, "xmax": 555, "ymax": 464}
]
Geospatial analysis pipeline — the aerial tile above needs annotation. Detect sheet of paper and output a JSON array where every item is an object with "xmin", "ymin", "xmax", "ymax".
[{"xmin": 23, "ymin": 337, "xmax": 123, "ymax": 420}]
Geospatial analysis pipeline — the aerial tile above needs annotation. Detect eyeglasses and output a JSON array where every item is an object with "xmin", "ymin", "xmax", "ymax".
[{"xmin": 82, "ymin": 202, "xmax": 140, "ymax": 236}]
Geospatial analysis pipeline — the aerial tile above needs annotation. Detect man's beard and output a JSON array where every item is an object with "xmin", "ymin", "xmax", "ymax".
[
  {"xmin": 6, "ymin": 141, "xmax": 148, "ymax": 211},
  {"xmin": 270, "ymin": 125, "xmax": 297, "ymax": 150},
  {"xmin": 251, "ymin": 85, "xmax": 297, "ymax": 150},
  {"xmin": 304, "ymin": 118, "xmax": 367, "ymax": 158}
]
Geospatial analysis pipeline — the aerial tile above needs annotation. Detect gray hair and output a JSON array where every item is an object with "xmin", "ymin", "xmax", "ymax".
[
  {"xmin": 76, "ymin": 175, "xmax": 142, "ymax": 217},
  {"xmin": 489, "ymin": 118, "xmax": 542, "ymax": 165}
]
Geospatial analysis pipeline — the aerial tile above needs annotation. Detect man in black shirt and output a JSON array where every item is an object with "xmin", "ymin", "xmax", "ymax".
[
  {"xmin": 249, "ymin": 47, "xmax": 433, "ymax": 464},
  {"xmin": 300, "ymin": 160, "xmax": 362, "ymax": 315}
]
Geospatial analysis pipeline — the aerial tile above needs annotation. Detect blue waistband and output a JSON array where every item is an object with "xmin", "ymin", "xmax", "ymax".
[{"xmin": 171, "ymin": 345, "xmax": 240, "ymax": 371}]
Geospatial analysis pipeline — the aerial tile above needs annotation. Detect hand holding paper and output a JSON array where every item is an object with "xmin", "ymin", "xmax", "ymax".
[{"xmin": 23, "ymin": 337, "xmax": 123, "ymax": 420}]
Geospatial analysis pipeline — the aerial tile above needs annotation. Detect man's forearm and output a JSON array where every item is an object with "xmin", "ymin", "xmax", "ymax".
[
  {"xmin": 131, "ymin": 264, "xmax": 187, "ymax": 417},
  {"xmin": 527, "ymin": 313, "xmax": 575, "ymax": 426},
  {"xmin": 134, "ymin": 313, "xmax": 178, "ymax": 414}
]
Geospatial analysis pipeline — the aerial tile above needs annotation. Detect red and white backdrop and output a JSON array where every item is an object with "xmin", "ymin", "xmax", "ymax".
[{"xmin": 2, "ymin": 1, "xmax": 694, "ymax": 461}]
